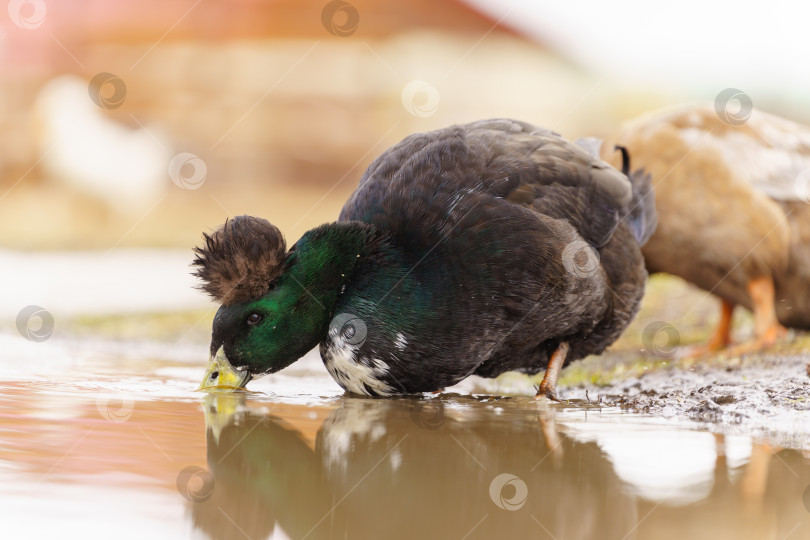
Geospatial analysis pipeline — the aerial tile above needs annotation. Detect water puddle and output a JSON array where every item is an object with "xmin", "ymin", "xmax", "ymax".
[{"xmin": 1, "ymin": 339, "xmax": 809, "ymax": 539}]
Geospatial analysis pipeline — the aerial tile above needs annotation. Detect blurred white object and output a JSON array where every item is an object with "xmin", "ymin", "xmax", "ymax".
[
  {"xmin": 466, "ymin": 0, "xmax": 810, "ymax": 97},
  {"xmin": 0, "ymin": 248, "xmax": 211, "ymax": 318},
  {"xmin": 34, "ymin": 75, "xmax": 171, "ymax": 214}
]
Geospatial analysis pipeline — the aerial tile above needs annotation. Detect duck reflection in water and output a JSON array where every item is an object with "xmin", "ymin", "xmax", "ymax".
[
  {"xmin": 190, "ymin": 395, "xmax": 810, "ymax": 540},
  {"xmin": 191, "ymin": 395, "xmax": 636, "ymax": 540}
]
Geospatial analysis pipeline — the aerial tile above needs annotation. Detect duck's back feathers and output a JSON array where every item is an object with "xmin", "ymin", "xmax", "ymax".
[
  {"xmin": 342, "ymin": 119, "xmax": 635, "ymax": 250},
  {"xmin": 617, "ymin": 106, "xmax": 810, "ymax": 202}
]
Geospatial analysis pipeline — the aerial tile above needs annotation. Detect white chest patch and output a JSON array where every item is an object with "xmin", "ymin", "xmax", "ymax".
[
  {"xmin": 323, "ymin": 343, "xmax": 394, "ymax": 396},
  {"xmin": 394, "ymin": 332, "xmax": 408, "ymax": 351}
]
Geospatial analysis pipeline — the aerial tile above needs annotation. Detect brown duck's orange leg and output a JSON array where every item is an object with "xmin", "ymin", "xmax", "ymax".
[
  {"xmin": 723, "ymin": 276, "xmax": 786, "ymax": 356},
  {"xmin": 685, "ymin": 299, "xmax": 736, "ymax": 358},
  {"xmin": 535, "ymin": 342, "xmax": 569, "ymax": 401},
  {"xmin": 747, "ymin": 276, "xmax": 786, "ymax": 346},
  {"xmin": 710, "ymin": 300, "xmax": 736, "ymax": 349}
]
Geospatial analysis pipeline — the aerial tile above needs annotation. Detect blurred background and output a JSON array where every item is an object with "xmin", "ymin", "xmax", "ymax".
[{"xmin": 1, "ymin": 0, "xmax": 809, "ymax": 321}]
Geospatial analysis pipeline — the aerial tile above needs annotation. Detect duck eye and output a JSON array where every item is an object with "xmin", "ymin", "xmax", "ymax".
[{"xmin": 247, "ymin": 313, "xmax": 263, "ymax": 326}]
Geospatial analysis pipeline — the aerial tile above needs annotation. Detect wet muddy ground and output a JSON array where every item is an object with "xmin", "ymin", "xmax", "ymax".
[
  {"xmin": 566, "ymin": 353, "xmax": 810, "ymax": 448},
  {"xmin": 576, "ymin": 276, "xmax": 810, "ymax": 450}
]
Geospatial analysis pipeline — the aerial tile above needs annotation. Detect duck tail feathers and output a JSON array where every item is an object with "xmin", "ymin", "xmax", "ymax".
[{"xmin": 615, "ymin": 145, "xmax": 658, "ymax": 247}]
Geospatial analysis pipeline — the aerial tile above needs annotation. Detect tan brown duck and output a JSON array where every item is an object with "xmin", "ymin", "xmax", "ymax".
[{"xmin": 606, "ymin": 105, "xmax": 810, "ymax": 354}]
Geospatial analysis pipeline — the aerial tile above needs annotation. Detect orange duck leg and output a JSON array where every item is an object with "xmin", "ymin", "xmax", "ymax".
[
  {"xmin": 535, "ymin": 342, "xmax": 569, "ymax": 401},
  {"xmin": 685, "ymin": 299, "xmax": 736, "ymax": 358},
  {"xmin": 687, "ymin": 276, "xmax": 786, "ymax": 358},
  {"xmin": 745, "ymin": 275, "xmax": 787, "ymax": 348}
]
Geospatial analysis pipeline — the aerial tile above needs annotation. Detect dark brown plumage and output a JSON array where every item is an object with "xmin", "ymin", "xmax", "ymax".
[
  {"xmin": 193, "ymin": 215, "xmax": 287, "ymax": 305},
  {"xmin": 194, "ymin": 119, "xmax": 657, "ymax": 398}
]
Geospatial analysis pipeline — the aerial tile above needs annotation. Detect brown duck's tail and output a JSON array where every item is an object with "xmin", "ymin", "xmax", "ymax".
[{"xmin": 615, "ymin": 144, "xmax": 658, "ymax": 247}]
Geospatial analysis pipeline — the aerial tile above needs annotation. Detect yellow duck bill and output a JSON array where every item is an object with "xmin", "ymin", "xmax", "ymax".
[{"xmin": 198, "ymin": 347, "xmax": 252, "ymax": 391}]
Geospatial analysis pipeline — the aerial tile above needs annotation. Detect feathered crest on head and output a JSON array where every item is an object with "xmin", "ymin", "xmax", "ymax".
[{"xmin": 192, "ymin": 215, "xmax": 287, "ymax": 305}]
